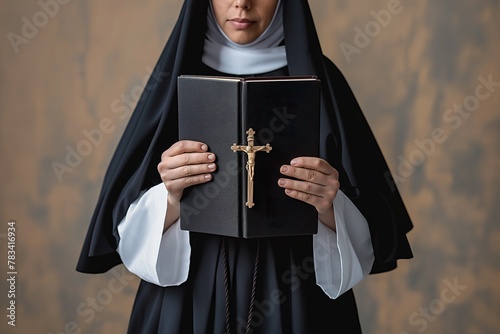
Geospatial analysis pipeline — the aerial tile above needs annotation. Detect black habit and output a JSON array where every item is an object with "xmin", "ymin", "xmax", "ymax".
[{"xmin": 76, "ymin": 0, "xmax": 413, "ymax": 333}]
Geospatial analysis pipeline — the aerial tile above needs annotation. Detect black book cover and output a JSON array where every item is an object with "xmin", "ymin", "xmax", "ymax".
[{"xmin": 178, "ymin": 75, "xmax": 320, "ymax": 238}]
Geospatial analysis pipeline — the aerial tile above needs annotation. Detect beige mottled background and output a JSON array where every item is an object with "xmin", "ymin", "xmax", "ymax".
[{"xmin": 1, "ymin": 0, "xmax": 499, "ymax": 333}]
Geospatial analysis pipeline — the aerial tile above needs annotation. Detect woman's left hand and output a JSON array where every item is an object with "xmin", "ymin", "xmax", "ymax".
[{"xmin": 278, "ymin": 157, "xmax": 339, "ymax": 229}]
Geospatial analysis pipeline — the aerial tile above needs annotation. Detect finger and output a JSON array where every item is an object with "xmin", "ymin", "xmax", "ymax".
[
  {"xmin": 279, "ymin": 164, "xmax": 328, "ymax": 185},
  {"xmin": 164, "ymin": 173, "xmax": 213, "ymax": 194},
  {"xmin": 161, "ymin": 151, "xmax": 216, "ymax": 169},
  {"xmin": 281, "ymin": 188, "xmax": 327, "ymax": 210},
  {"xmin": 289, "ymin": 157, "xmax": 338, "ymax": 176},
  {"xmin": 278, "ymin": 176, "xmax": 339, "ymax": 213},
  {"xmin": 279, "ymin": 184, "xmax": 336, "ymax": 214},
  {"xmin": 165, "ymin": 140, "xmax": 209, "ymax": 157},
  {"xmin": 277, "ymin": 178, "xmax": 325, "ymax": 198},
  {"xmin": 162, "ymin": 162, "xmax": 217, "ymax": 181}
]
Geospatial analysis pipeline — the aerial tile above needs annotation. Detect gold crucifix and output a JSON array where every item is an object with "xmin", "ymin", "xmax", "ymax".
[{"xmin": 231, "ymin": 128, "xmax": 272, "ymax": 208}]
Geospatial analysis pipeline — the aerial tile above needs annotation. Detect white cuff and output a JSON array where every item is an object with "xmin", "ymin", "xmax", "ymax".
[
  {"xmin": 313, "ymin": 190, "xmax": 374, "ymax": 299},
  {"xmin": 117, "ymin": 183, "xmax": 191, "ymax": 286},
  {"xmin": 117, "ymin": 185, "xmax": 373, "ymax": 293}
]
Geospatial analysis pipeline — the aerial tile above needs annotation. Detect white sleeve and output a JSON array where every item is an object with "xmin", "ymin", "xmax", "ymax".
[
  {"xmin": 116, "ymin": 183, "xmax": 191, "ymax": 287},
  {"xmin": 313, "ymin": 189, "xmax": 375, "ymax": 299}
]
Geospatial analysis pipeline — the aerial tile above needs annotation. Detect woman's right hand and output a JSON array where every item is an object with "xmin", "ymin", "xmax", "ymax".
[{"xmin": 157, "ymin": 140, "xmax": 217, "ymax": 205}]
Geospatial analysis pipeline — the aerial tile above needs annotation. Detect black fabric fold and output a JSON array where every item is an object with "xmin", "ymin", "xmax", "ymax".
[{"xmin": 127, "ymin": 234, "xmax": 363, "ymax": 333}]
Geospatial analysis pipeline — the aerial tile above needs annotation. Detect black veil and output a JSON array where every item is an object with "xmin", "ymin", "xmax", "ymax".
[{"xmin": 77, "ymin": 0, "xmax": 412, "ymax": 274}]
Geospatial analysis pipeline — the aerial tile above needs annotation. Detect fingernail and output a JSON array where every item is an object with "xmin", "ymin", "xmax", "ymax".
[
  {"xmin": 278, "ymin": 179, "xmax": 286, "ymax": 186},
  {"xmin": 285, "ymin": 189, "xmax": 292, "ymax": 195},
  {"xmin": 290, "ymin": 159, "xmax": 298, "ymax": 166},
  {"xmin": 281, "ymin": 166, "xmax": 288, "ymax": 173},
  {"xmin": 208, "ymin": 154, "xmax": 215, "ymax": 160},
  {"xmin": 201, "ymin": 144, "xmax": 208, "ymax": 151},
  {"xmin": 208, "ymin": 163, "xmax": 216, "ymax": 169},
  {"xmin": 204, "ymin": 174, "xmax": 212, "ymax": 180}
]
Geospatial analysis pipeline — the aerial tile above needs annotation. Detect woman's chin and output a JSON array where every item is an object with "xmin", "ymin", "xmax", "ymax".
[{"xmin": 226, "ymin": 32, "xmax": 259, "ymax": 45}]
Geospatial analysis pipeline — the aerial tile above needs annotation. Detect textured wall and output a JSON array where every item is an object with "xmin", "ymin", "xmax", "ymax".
[{"xmin": 0, "ymin": 1, "xmax": 499, "ymax": 333}]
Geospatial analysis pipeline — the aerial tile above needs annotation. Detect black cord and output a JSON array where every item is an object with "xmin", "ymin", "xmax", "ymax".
[
  {"xmin": 223, "ymin": 237, "xmax": 232, "ymax": 334},
  {"xmin": 222, "ymin": 238, "xmax": 262, "ymax": 334},
  {"xmin": 245, "ymin": 239, "xmax": 261, "ymax": 334}
]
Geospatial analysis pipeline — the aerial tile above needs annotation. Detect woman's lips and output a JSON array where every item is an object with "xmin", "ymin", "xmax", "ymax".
[{"xmin": 229, "ymin": 18, "xmax": 256, "ymax": 29}]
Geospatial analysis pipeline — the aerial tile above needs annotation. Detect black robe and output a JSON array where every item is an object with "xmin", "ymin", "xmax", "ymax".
[{"xmin": 76, "ymin": 0, "xmax": 413, "ymax": 332}]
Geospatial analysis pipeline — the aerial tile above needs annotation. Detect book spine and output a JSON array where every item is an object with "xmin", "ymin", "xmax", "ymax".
[{"xmin": 240, "ymin": 81, "xmax": 248, "ymax": 237}]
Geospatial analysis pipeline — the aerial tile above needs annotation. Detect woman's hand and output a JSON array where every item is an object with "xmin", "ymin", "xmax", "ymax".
[
  {"xmin": 278, "ymin": 157, "xmax": 339, "ymax": 231},
  {"xmin": 157, "ymin": 140, "xmax": 217, "ymax": 230}
]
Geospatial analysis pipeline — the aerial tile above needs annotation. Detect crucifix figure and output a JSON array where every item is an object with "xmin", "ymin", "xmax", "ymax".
[{"xmin": 231, "ymin": 128, "xmax": 272, "ymax": 208}]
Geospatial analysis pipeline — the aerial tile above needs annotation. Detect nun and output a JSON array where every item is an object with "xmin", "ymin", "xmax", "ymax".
[{"xmin": 77, "ymin": 0, "xmax": 413, "ymax": 333}]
